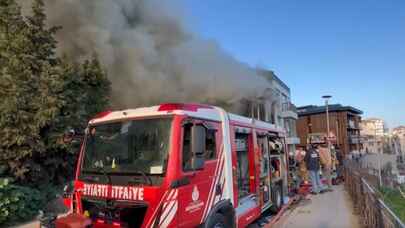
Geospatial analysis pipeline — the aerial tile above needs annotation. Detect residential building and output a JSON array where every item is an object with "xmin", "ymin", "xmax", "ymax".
[
  {"xmin": 392, "ymin": 126, "xmax": 405, "ymax": 136},
  {"xmin": 392, "ymin": 126, "xmax": 405, "ymax": 164},
  {"xmin": 360, "ymin": 118, "xmax": 387, "ymax": 137},
  {"xmin": 360, "ymin": 118, "xmax": 388, "ymax": 154},
  {"xmin": 361, "ymin": 135, "xmax": 383, "ymax": 154},
  {"xmin": 296, "ymin": 104, "xmax": 363, "ymax": 156},
  {"xmin": 241, "ymin": 69, "xmax": 300, "ymax": 156}
]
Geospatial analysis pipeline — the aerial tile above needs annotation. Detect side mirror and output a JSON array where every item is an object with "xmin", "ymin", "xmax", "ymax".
[
  {"xmin": 62, "ymin": 181, "xmax": 74, "ymax": 210},
  {"xmin": 191, "ymin": 125, "xmax": 206, "ymax": 170},
  {"xmin": 63, "ymin": 181, "xmax": 74, "ymax": 197},
  {"xmin": 63, "ymin": 129, "xmax": 76, "ymax": 144}
]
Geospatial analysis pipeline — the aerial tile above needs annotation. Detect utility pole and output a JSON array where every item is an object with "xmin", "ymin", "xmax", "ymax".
[
  {"xmin": 322, "ymin": 95, "xmax": 332, "ymax": 151},
  {"xmin": 375, "ymin": 122, "xmax": 382, "ymax": 186}
]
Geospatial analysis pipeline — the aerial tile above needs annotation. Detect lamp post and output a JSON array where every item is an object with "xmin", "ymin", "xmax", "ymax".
[{"xmin": 322, "ymin": 95, "xmax": 332, "ymax": 151}]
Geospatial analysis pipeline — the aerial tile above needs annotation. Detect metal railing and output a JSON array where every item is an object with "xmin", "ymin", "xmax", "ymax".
[
  {"xmin": 344, "ymin": 162, "xmax": 405, "ymax": 228},
  {"xmin": 349, "ymin": 135, "xmax": 365, "ymax": 144}
]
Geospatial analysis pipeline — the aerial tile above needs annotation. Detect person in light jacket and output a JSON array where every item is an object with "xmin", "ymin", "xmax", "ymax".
[
  {"xmin": 295, "ymin": 146, "xmax": 309, "ymax": 185},
  {"xmin": 319, "ymin": 144, "xmax": 333, "ymax": 191}
]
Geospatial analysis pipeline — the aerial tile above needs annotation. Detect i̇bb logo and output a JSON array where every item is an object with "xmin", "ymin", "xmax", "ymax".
[
  {"xmin": 192, "ymin": 185, "xmax": 199, "ymax": 202},
  {"xmin": 186, "ymin": 185, "xmax": 204, "ymax": 213}
]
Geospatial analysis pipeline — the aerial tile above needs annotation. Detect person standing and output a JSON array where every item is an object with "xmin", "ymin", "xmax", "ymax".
[
  {"xmin": 295, "ymin": 146, "xmax": 309, "ymax": 185},
  {"xmin": 335, "ymin": 146, "xmax": 344, "ymax": 182},
  {"xmin": 304, "ymin": 144, "xmax": 324, "ymax": 194},
  {"xmin": 319, "ymin": 144, "xmax": 333, "ymax": 191}
]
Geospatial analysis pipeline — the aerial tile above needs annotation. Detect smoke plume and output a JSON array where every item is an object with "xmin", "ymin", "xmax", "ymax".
[{"xmin": 27, "ymin": 0, "xmax": 271, "ymax": 110}]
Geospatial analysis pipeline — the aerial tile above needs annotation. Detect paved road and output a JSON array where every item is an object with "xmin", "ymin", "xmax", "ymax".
[{"xmin": 275, "ymin": 184, "xmax": 360, "ymax": 228}]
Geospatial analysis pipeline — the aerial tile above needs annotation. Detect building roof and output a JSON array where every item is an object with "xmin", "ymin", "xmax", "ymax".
[
  {"xmin": 393, "ymin": 126, "xmax": 405, "ymax": 131},
  {"xmin": 362, "ymin": 118, "xmax": 384, "ymax": 122},
  {"xmin": 297, "ymin": 104, "xmax": 363, "ymax": 116},
  {"xmin": 272, "ymin": 74, "xmax": 290, "ymax": 93},
  {"xmin": 256, "ymin": 68, "xmax": 290, "ymax": 93}
]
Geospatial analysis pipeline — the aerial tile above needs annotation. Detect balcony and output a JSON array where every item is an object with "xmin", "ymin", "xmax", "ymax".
[
  {"xmin": 280, "ymin": 102, "xmax": 298, "ymax": 119},
  {"xmin": 349, "ymin": 135, "xmax": 363, "ymax": 144},
  {"xmin": 347, "ymin": 119, "xmax": 360, "ymax": 130}
]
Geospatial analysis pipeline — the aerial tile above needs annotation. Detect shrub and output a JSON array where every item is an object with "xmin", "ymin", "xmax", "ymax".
[
  {"xmin": 0, "ymin": 178, "xmax": 44, "ymax": 225},
  {"xmin": 380, "ymin": 187, "xmax": 405, "ymax": 223}
]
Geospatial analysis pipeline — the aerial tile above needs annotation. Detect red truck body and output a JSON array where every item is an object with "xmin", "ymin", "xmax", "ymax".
[{"xmin": 58, "ymin": 103, "xmax": 289, "ymax": 228}]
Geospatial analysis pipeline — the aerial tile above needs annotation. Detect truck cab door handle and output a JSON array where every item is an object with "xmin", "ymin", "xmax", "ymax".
[
  {"xmin": 215, "ymin": 184, "xmax": 222, "ymax": 195},
  {"xmin": 170, "ymin": 177, "xmax": 191, "ymax": 188}
]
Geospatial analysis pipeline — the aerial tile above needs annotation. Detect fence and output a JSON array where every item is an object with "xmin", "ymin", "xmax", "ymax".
[{"xmin": 344, "ymin": 162, "xmax": 405, "ymax": 228}]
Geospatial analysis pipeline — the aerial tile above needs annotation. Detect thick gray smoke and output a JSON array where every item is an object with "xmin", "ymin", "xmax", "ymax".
[{"xmin": 26, "ymin": 0, "xmax": 270, "ymax": 110}]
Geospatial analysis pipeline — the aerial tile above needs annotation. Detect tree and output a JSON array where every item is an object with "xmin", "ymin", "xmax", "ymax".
[
  {"xmin": 0, "ymin": 0, "xmax": 111, "ymax": 185},
  {"xmin": 0, "ymin": 0, "xmax": 45, "ymax": 170},
  {"xmin": 0, "ymin": 0, "xmax": 110, "ymax": 224}
]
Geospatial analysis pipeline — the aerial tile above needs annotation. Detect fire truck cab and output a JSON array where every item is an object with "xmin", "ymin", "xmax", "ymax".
[{"xmin": 58, "ymin": 103, "xmax": 289, "ymax": 228}]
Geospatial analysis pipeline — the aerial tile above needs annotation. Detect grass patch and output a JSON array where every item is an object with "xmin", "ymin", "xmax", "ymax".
[{"xmin": 379, "ymin": 187, "xmax": 405, "ymax": 223}]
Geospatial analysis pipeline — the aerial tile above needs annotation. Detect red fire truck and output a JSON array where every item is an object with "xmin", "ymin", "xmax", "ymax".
[{"xmin": 57, "ymin": 103, "xmax": 289, "ymax": 228}]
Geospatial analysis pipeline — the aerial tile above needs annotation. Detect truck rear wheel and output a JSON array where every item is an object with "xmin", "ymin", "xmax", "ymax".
[
  {"xmin": 206, "ymin": 213, "xmax": 226, "ymax": 228},
  {"xmin": 270, "ymin": 184, "xmax": 283, "ymax": 213}
]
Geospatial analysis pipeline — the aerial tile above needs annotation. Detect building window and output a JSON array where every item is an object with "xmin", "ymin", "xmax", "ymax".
[
  {"xmin": 182, "ymin": 124, "xmax": 192, "ymax": 171},
  {"xmin": 205, "ymin": 130, "xmax": 216, "ymax": 160}
]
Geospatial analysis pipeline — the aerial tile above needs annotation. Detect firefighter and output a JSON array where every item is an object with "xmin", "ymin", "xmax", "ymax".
[
  {"xmin": 319, "ymin": 143, "xmax": 333, "ymax": 192},
  {"xmin": 295, "ymin": 146, "xmax": 309, "ymax": 186},
  {"xmin": 304, "ymin": 144, "xmax": 325, "ymax": 194}
]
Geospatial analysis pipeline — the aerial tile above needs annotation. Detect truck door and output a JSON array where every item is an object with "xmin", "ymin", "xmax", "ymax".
[
  {"xmin": 257, "ymin": 134, "xmax": 271, "ymax": 210},
  {"xmin": 177, "ymin": 121, "xmax": 222, "ymax": 227},
  {"xmin": 234, "ymin": 128, "xmax": 260, "ymax": 227}
]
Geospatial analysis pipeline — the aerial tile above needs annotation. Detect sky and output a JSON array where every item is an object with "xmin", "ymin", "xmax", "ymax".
[{"xmin": 182, "ymin": 0, "xmax": 405, "ymax": 128}]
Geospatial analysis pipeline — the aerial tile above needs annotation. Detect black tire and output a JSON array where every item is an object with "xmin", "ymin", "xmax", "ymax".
[
  {"xmin": 270, "ymin": 184, "xmax": 283, "ymax": 213},
  {"xmin": 206, "ymin": 213, "xmax": 227, "ymax": 228},
  {"xmin": 247, "ymin": 223, "xmax": 260, "ymax": 228}
]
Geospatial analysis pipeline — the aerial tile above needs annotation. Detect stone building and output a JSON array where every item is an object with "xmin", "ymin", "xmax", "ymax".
[{"xmin": 360, "ymin": 118, "xmax": 388, "ymax": 154}]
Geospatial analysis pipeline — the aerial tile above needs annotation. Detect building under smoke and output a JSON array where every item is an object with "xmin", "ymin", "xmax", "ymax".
[{"xmin": 20, "ymin": 0, "xmax": 300, "ymax": 154}]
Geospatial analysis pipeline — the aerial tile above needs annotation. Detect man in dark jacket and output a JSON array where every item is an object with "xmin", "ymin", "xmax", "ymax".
[{"xmin": 304, "ymin": 144, "xmax": 324, "ymax": 194}]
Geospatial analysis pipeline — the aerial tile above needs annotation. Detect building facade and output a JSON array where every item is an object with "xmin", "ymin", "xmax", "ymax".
[
  {"xmin": 360, "ymin": 118, "xmax": 387, "ymax": 136},
  {"xmin": 244, "ymin": 69, "xmax": 300, "ymax": 156},
  {"xmin": 296, "ymin": 104, "xmax": 363, "ymax": 156},
  {"xmin": 360, "ymin": 118, "xmax": 388, "ymax": 154},
  {"xmin": 392, "ymin": 126, "xmax": 405, "ymax": 164}
]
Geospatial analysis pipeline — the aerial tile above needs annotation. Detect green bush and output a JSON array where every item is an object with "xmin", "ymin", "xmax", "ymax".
[
  {"xmin": 0, "ymin": 178, "xmax": 44, "ymax": 225},
  {"xmin": 379, "ymin": 187, "xmax": 405, "ymax": 223}
]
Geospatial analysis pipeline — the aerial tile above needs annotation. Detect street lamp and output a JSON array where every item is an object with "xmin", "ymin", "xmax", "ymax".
[{"xmin": 322, "ymin": 95, "xmax": 332, "ymax": 151}]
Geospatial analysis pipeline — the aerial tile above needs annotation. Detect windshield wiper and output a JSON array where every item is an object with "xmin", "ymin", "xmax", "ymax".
[
  {"xmin": 128, "ymin": 170, "xmax": 153, "ymax": 186},
  {"xmin": 81, "ymin": 175, "xmax": 99, "ymax": 183},
  {"xmin": 82, "ymin": 169, "xmax": 154, "ymax": 186}
]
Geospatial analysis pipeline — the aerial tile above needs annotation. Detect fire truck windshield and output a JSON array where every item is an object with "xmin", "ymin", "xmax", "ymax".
[{"xmin": 81, "ymin": 118, "xmax": 172, "ymax": 176}]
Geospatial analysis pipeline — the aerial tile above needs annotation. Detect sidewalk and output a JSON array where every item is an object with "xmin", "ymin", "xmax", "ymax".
[{"xmin": 275, "ymin": 184, "xmax": 360, "ymax": 228}]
